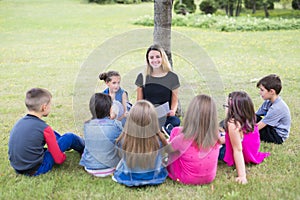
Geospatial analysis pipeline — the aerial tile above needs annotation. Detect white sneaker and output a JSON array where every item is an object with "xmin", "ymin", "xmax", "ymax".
[{"xmin": 161, "ymin": 126, "xmax": 170, "ymax": 139}]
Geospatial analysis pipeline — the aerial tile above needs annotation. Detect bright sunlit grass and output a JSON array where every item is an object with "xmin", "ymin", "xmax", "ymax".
[{"xmin": 0, "ymin": 0, "xmax": 299, "ymax": 199}]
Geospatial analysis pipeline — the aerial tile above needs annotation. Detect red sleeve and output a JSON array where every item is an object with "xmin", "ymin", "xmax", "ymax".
[{"xmin": 44, "ymin": 126, "xmax": 66, "ymax": 164}]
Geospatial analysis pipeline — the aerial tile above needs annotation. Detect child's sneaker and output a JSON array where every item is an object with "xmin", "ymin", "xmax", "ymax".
[
  {"xmin": 162, "ymin": 124, "xmax": 174, "ymax": 138},
  {"xmin": 162, "ymin": 126, "xmax": 170, "ymax": 140}
]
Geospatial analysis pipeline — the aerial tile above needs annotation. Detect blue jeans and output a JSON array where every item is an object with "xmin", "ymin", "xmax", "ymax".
[
  {"xmin": 165, "ymin": 116, "xmax": 180, "ymax": 127},
  {"xmin": 34, "ymin": 131, "xmax": 85, "ymax": 176},
  {"xmin": 162, "ymin": 116, "xmax": 181, "ymax": 135}
]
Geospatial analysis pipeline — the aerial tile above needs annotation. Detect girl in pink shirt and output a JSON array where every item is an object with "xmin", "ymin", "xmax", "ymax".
[
  {"xmin": 167, "ymin": 94, "xmax": 220, "ymax": 185},
  {"xmin": 223, "ymin": 91, "xmax": 270, "ymax": 184}
]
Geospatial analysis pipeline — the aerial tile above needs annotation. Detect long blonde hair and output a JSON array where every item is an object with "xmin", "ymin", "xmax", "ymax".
[
  {"xmin": 181, "ymin": 94, "xmax": 218, "ymax": 149},
  {"xmin": 145, "ymin": 44, "xmax": 172, "ymax": 75},
  {"xmin": 116, "ymin": 100, "xmax": 167, "ymax": 169}
]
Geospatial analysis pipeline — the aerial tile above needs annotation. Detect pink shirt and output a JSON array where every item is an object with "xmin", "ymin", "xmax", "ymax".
[
  {"xmin": 167, "ymin": 127, "xmax": 219, "ymax": 185},
  {"xmin": 224, "ymin": 125, "xmax": 270, "ymax": 166}
]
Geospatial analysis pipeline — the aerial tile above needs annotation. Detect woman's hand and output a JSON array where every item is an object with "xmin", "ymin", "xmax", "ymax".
[{"xmin": 168, "ymin": 109, "xmax": 176, "ymax": 116}]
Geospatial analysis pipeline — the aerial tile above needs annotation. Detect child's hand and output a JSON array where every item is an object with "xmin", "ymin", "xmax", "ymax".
[
  {"xmin": 235, "ymin": 176, "xmax": 247, "ymax": 184},
  {"xmin": 124, "ymin": 111, "xmax": 128, "ymax": 117},
  {"xmin": 168, "ymin": 109, "xmax": 176, "ymax": 116},
  {"xmin": 110, "ymin": 112, "xmax": 117, "ymax": 119}
]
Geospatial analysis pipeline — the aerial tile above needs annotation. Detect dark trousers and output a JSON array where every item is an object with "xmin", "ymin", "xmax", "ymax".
[{"xmin": 256, "ymin": 115, "xmax": 283, "ymax": 144}]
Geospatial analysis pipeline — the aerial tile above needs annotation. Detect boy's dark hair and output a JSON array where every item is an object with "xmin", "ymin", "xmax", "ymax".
[
  {"xmin": 99, "ymin": 71, "xmax": 120, "ymax": 83},
  {"xmin": 89, "ymin": 93, "xmax": 112, "ymax": 119},
  {"xmin": 256, "ymin": 74, "xmax": 282, "ymax": 95},
  {"xmin": 25, "ymin": 88, "xmax": 52, "ymax": 112}
]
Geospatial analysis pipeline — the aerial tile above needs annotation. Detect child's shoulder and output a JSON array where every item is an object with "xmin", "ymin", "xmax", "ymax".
[{"xmin": 227, "ymin": 119, "xmax": 241, "ymax": 130}]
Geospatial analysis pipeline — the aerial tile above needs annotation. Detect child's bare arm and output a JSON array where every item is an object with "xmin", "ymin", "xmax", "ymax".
[
  {"xmin": 228, "ymin": 122, "xmax": 247, "ymax": 184},
  {"xmin": 257, "ymin": 121, "xmax": 267, "ymax": 130}
]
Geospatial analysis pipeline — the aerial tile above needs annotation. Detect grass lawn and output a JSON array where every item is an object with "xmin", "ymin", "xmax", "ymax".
[{"xmin": 0, "ymin": 0, "xmax": 299, "ymax": 199}]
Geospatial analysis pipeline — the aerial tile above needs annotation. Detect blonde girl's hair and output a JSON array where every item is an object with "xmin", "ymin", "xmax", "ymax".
[
  {"xmin": 145, "ymin": 44, "xmax": 172, "ymax": 75},
  {"xmin": 181, "ymin": 94, "xmax": 219, "ymax": 149},
  {"xmin": 25, "ymin": 88, "xmax": 52, "ymax": 112},
  {"xmin": 116, "ymin": 100, "xmax": 167, "ymax": 169}
]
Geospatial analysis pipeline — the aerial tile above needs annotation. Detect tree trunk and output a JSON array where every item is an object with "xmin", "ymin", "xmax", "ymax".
[
  {"xmin": 225, "ymin": 5, "xmax": 229, "ymax": 16},
  {"xmin": 235, "ymin": 0, "xmax": 241, "ymax": 16},
  {"xmin": 263, "ymin": 3, "xmax": 269, "ymax": 18},
  {"xmin": 154, "ymin": 0, "xmax": 173, "ymax": 67},
  {"xmin": 229, "ymin": 2, "xmax": 234, "ymax": 16},
  {"xmin": 252, "ymin": 0, "xmax": 256, "ymax": 14}
]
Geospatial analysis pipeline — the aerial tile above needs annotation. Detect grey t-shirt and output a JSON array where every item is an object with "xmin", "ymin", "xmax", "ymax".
[{"xmin": 256, "ymin": 96, "xmax": 291, "ymax": 141}]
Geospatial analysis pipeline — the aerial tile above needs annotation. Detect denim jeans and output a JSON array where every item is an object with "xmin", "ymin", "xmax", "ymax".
[
  {"xmin": 165, "ymin": 116, "xmax": 180, "ymax": 128},
  {"xmin": 34, "ymin": 131, "xmax": 85, "ymax": 176},
  {"xmin": 162, "ymin": 116, "xmax": 181, "ymax": 135}
]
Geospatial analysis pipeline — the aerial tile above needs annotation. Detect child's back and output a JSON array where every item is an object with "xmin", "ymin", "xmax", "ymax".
[
  {"xmin": 112, "ymin": 100, "xmax": 168, "ymax": 187},
  {"xmin": 80, "ymin": 93, "xmax": 122, "ymax": 177},
  {"xmin": 167, "ymin": 95, "xmax": 219, "ymax": 185},
  {"xmin": 9, "ymin": 114, "xmax": 57, "ymax": 174},
  {"xmin": 9, "ymin": 88, "xmax": 84, "ymax": 176},
  {"xmin": 167, "ymin": 127, "xmax": 219, "ymax": 185},
  {"xmin": 223, "ymin": 125, "xmax": 270, "ymax": 166},
  {"xmin": 222, "ymin": 91, "xmax": 270, "ymax": 184}
]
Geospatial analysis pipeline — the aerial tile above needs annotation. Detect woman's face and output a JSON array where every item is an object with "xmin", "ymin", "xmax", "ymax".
[{"xmin": 148, "ymin": 50, "xmax": 162, "ymax": 69}]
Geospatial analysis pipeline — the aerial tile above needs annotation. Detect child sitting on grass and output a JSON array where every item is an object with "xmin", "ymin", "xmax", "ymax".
[
  {"xmin": 167, "ymin": 94, "xmax": 220, "ymax": 185},
  {"xmin": 222, "ymin": 91, "xmax": 270, "ymax": 184},
  {"xmin": 112, "ymin": 100, "xmax": 168, "ymax": 187},
  {"xmin": 256, "ymin": 74, "xmax": 291, "ymax": 144},
  {"xmin": 99, "ymin": 70, "xmax": 131, "ymax": 126},
  {"xmin": 79, "ymin": 93, "xmax": 122, "ymax": 177},
  {"xmin": 8, "ymin": 88, "xmax": 85, "ymax": 176}
]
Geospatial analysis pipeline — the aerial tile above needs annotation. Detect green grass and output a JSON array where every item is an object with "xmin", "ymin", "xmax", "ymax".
[{"xmin": 1, "ymin": 0, "xmax": 300, "ymax": 199}]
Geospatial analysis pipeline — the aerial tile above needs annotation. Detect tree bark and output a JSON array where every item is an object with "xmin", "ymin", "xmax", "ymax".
[
  {"xmin": 251, "ymin": 0, "xmax": 256, "ymax": 14},
  {"xmin": 154, "ymin": 0, "xmax": 173, "ymax": 67},
  {"xmin": 263, "ymin": 3, "xmax": 269, "ymax": 18},
  {"xmin": 229, "ymin": 2, "xmax": 234, "ymax": 16},
  {"xmin": 235, "ymin": 0, "xmax": 241, "ymax": 16}
]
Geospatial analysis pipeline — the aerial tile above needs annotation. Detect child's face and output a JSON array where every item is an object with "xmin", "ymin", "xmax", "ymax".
[
  {"xmin": 148, "ymin": 50, "xmax": 162, "ymax": 69},
  {"xmin": 106, "ymin": 76, "xmax": 121, "ymax": 93},
  {"xmin": 258, "ymin": 84, "xmax": 273, "ymax": 100}
]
